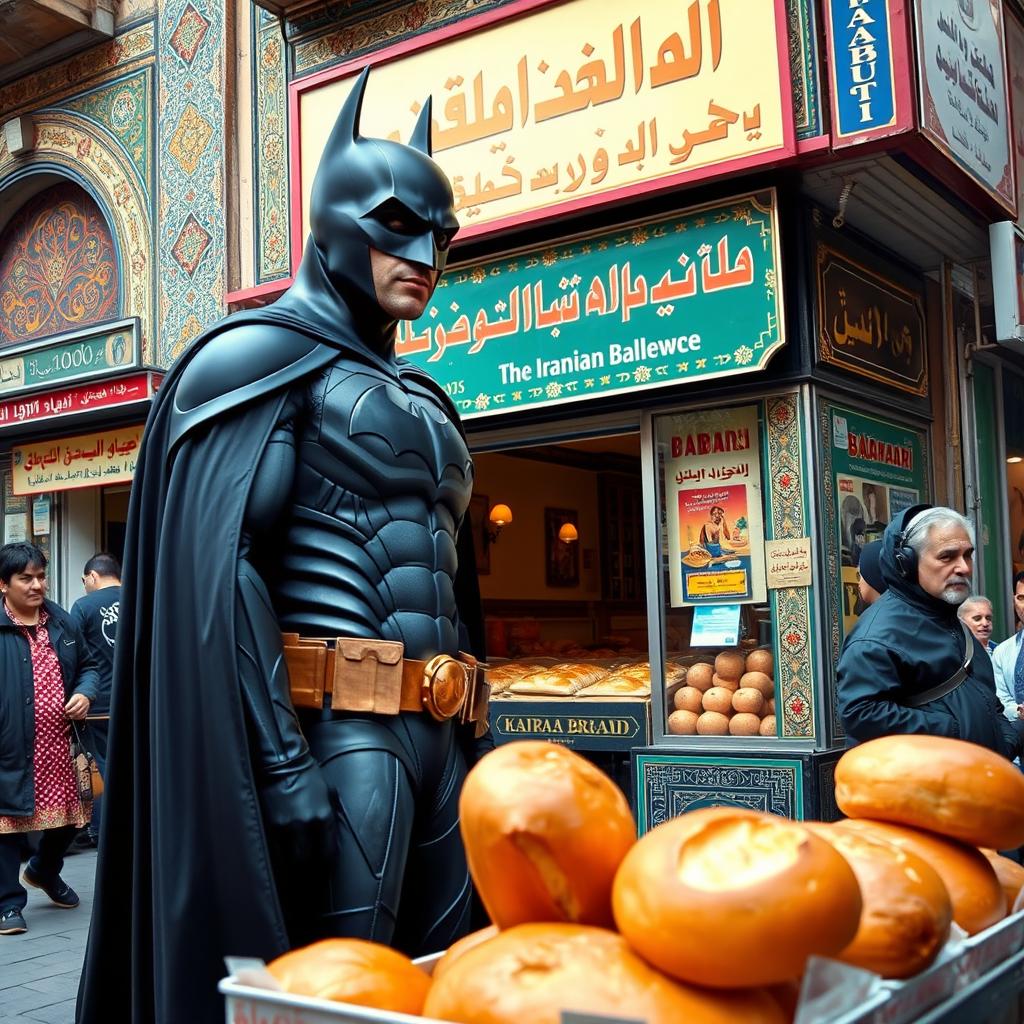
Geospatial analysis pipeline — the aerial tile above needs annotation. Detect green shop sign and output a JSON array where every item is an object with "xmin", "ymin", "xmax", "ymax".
[
  {"xmin": 0, "ymin": 318, "xmax": 140, "ymax": 397},
  {"xmin": 398, "ymin": 191, "xmax": 785, "ymax": 418}
]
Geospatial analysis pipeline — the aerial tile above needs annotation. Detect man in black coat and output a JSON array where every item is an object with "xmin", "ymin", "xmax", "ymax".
[
  {"xmin": 838, "ymin": 504, "xmax": 1021, "ymax": 758},
  {"xmin": 77, "ymin": 69, "xmax": 488, "ymax": 1023}
]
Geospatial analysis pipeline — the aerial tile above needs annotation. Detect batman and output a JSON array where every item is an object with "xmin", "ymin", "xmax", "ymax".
[{"xmin": 77, "ymin": 69, "xmax": 488, "ymax": 1024}]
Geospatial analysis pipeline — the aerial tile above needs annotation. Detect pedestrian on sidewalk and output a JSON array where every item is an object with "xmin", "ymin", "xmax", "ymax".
[
  {"xmin": 993, "ymin": 571, "xmax": 1024, "ymax": 721},
  {"xmin": 0, "ymin": 542, "xmax": 99, "ymax": 936},
  {"xmin": 68, "ymin": 553, "xmax": 120, "ymax": 850},
  {"xmin": 958, "ymin": 595, "xmax": 998, "ymax": 654}
]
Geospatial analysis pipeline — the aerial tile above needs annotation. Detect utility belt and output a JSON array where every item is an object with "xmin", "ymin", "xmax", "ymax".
[{"xmin": 282, "ymin": 634, "xmax": 489, "ymax": 732}]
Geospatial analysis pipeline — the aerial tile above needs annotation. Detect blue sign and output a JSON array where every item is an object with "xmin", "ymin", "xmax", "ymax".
[
  {"xmin": 690, "ymin": 604, "xmax": 742, "ymax": 647},
  {"xmin": 828, "ymin": 0, "xmax": 896, "ymax": 139}
]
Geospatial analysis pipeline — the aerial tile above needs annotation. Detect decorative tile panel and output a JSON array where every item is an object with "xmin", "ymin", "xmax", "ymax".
[
  {"xmin": 636, "ymin": 754, "xmax": 804, "ymax": 834},
  {"xmin": 158, "ymin": 0, "xmax": 226, "ymax": 363},
  {"xmin": 253, "ymin": 12, "xmax": 290, "ymax": 282},
  {"xmin": 765, "ymin": 395, "xmax": 816, "ymax": 740}
]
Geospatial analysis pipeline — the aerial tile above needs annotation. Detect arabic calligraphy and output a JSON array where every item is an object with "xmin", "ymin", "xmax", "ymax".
[
  {"xmin": 399, "ymin": 231, "xmax": 755, "ymax": 364},
  {"xmin": 764, "ymin": 537, "xmax": 813, "ymax": 589},
  {"xmin": 817, "ymin": 242, "xmax": 927, "ymax": 397},
  {"xmin": 920, "ymin": 0, "xmax": 1012, "ymax": 203},
  {"xmin": 301, "ymin": 0, "xmax": 787, "ymax": 232},
  {"xmin": 12, "ymin": 425, "xmax": 144, "ymax": 495}
]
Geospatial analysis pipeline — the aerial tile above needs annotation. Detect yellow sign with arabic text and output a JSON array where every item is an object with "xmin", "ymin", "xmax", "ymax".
[
  {"xmin": 12, "ymin": 425, "xmax": 144, "ymax": 495},
  {"xmin": 296, "ymin": 0, "xmax": 793, "ymax": 241}
]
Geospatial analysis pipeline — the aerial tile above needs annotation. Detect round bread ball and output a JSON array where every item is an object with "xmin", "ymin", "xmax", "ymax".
[
  {"xmin": 740, "ymin": 671, "xmax": 774, "ymax": 698},
  {"xmin": 766, "ymin": 698, "xmax": 776, "ymax": 715},
  {"xmin": 702, "ymin": 687, "xmax": 735, "ymax": 715},
  {"xmin": 674, "ymin": 686, "xmax": 704, "ymax": 714},
  {"xmin": 745, "ymin": 649, "xmax": 774, "ymax": 676},
  {"xmin": 668, "ymin": 710, "xmax": 699, "ymax": 735},
  {"xmin": 686, "ymin": 663, "xmax": 715, "ymax": 692},
  {"xmin": 732, "ymin": 688, "xmax": 765, "ymax": 716},
  {"xmin": 980, "ymin": 849, "xmax": 1024, "ymax": 914},
  {"xmin": 729, "ymin": 712, "xmax": 761, "ymax": 736},
  {"xmin": 613, "ymin": 808, "xmax": 862, "ymax": 987},
  {"xmin": 803, "ymin": 822, "xmax": 952, "ymax": 978},
  {"xmin": 759, "ymin": 715, "xmax": 777, "ymax": 737},
  {"xmin": 711, "ymin": 673, "xmax": 740, "ymax": 692},
  {"xmin": 696, "ymin": 711, "xmax": 731, "ymax": 735},
  {"xmin": 434, "ymin": 925, "xmax": 500, "ymax": 981},
  {"xmin": 423, "ymin": 923, "xmax": 786, "ymax": 1024},
  {"xmin": 267, "ymin": 938, "xmax": 430, "ymax": 1014},
  {"xmin": 714, "ymin": 651, "xmax": 745, "ymax": 681},
  {"xmin": 458, "ymin": 741, "xmax": 636, "ymax": 929},
  {"xmin": 835, "ymin": 734, "xmax": 1024, "ymax": 850},
  {"xmin": 835, "ymin": 819, "xmax": 1004, "ymax": 936}
]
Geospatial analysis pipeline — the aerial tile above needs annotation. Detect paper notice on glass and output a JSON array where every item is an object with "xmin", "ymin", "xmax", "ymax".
[
  {"xmin": 32, "ymin": 496, "xmax": 50, "ymax": 536},
  {"xmin": 690, "ymin": 604, "xmax": 742, "ymax": 647},
  {"xmin": 765, "ymin": 537, "xmax": 813, "ymax": 589},
  {"xmin": 4, "ymin": 513, "xmax": 26, "ymax": 542}
]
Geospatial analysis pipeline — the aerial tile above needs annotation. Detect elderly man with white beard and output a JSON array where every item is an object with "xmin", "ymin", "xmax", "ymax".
[{"xmin": 837, "ymin": 505, "xmax": 1023, "ymax": 758}]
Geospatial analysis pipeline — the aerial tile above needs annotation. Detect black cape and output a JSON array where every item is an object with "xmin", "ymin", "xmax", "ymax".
[{"xmin": 76, "ymin": 296, "xmax": 485, "ymax": 1023}]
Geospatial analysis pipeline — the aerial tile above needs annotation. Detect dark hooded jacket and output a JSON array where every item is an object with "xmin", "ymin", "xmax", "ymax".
[{"xmin": 837, "ymin": 507, "xmax": 1020, "ymax": 758}]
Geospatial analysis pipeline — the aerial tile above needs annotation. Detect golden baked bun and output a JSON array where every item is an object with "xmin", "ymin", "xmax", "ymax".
[
  {"xmin": 759, "ymin": 715, "xmax": 777, "ymax": 736},
  {"xmin": 686, "ymin": 663, "xmax": 715, "ymax": 692},
  {"xmin": 729, "ymin": 712, "xmax": 761, "ymax": 735},
  {"xmin": 834, "ymin": 819, "xmax": 1004, "ymax": 935},
  {"xmin": 433, "ymin": 925, "xmax": 499, "ymax": 981},
  {"xmin": 714, "ymin": 651, "xmax": 745, "ymax": 681},
  {"xmin": 423, "ymin": 923, "xmax": 786, "ymax": 1024},
  {"xmin": 266, "ymin": 938, "xmax": 430, "ymax": 1013},
  {"xmin": 702, "ymin": 687, "xmax": 734, "ymax": 714},
  {"xmin": 803, "ymin": 822, "xmax": 952, "ymax": 978},
  {"xmin": 733, "ymin": 687, "xmax": 765, "ymax": 715},
  {"xmin": 740, "ymin": 671, "xmax": 774, "ymax": 698},
  {"xmin": 980, "ymin": 849, "xmax": 1024, "ymax": 913},
  {"xmin": 674, "ymin": 686, "xmax": 704, "ymax": 713},
  {"xmin": 696, "ymin": 711, "xmax": 730, "ymax": 735},
  {"xmin": 711, "ymin": 672, "xmax": 740, "ymax": 692},
  {"xmin": 745, "ymin": 649, "xmax": 774, "ymax": 676},
  {"xmin": 458, "ymin": 741, "xmax": 636, "ymax": 929},
  {"xmin": 612, "ymin": 808, "xmax": 862, "ymax": 987},
  {"xmin": 835, "ymin": 735, "xmax": 1024, "ymax": 849},
  {"xmin": 668, "ymin": 709, "xmax": 699, "ymax": 735}
]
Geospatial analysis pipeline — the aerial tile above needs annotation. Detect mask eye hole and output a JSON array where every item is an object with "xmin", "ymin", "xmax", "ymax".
[{"xmin": 370, "ymin": 198, "xmax": 427, "ymax": 236}]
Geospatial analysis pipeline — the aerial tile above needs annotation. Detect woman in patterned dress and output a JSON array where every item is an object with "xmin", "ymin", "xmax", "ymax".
[{"xmin": 0, "ymin": 542, "xmax": 99, "ymax": 935}]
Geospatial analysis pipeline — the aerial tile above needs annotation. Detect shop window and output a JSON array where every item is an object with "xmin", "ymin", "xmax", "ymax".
[
  {"xmin": 652, "ymin": 404, "xmax": 778, "ymax": 740},
  {"xmin": 0, "ymin": 182, "xmax": 120, "ymax": 346},
  {"xmin": 1005, "ymin": 369, "xmax": 1024, "ymax": 581}
]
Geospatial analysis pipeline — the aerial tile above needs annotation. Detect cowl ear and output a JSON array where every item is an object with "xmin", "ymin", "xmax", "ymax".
[
  {"xmin": 330, "ymin": 65, "xmax": 370, "ymax": 150},
  {"xmin": 409, "ymin": 95, "xmax": 433, "ymax": 156}
]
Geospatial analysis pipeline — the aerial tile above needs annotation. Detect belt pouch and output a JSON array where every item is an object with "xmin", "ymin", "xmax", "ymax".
[
  {"xmin": 281, "ymin": 633, "xmax": 327, "ymax": 709},
  {"xmin": 335, "ymin": 639, "xmax": 404, "ymax": 714}
]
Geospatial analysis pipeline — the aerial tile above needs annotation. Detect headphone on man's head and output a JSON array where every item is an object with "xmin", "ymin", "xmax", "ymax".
[{"xmin": 893, "ymin": 504, "xmax": 933, "ymax": 580}]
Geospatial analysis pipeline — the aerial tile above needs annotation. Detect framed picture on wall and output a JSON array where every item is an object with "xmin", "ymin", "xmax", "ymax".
[
  {"xmin": 469, "ymin": 493, "xmax": 490, "ymax": 574},
  {"xmin": 545, "ymin": 507, "xmax": 579, "ymax": 587}
]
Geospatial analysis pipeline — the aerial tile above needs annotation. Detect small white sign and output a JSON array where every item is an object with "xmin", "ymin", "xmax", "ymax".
[
  {"xmin": 690, "ymin": 604, "xmax": 742, "ymax": 647},
  {"xmin": 31, "ymin": 496, "xmax": 50, "ymax": 536},
  {"xmin": 765, "ymin": 536, "xmax": 813, "ymax": 589},
  {"xmin": 833, "ymin": 414, "xmax": 849, "ymax": 450},
  {"xmin": 4, "ymin": 512, "xmax": 26, "ymax": 542}
]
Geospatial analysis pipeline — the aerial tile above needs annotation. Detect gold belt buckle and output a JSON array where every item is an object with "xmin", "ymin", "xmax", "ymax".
[{"xmin": 421, "ymin": 655, "xmax": 469, "ymax": 722}]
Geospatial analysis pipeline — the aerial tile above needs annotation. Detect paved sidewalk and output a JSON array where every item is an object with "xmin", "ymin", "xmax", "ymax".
[{"xmin": 0, "ymin": 848, "xmax": 95, "ymax": 1024}]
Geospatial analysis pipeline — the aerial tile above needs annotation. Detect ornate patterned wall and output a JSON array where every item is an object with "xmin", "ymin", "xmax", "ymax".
[
  {"xmin": 0, "ymin": 182, "xmax": 120, "ymax": 345},
  {"xmin": 158, "ymin": 0, "xmax": 226, "ymax": 362},
  {"xmin": 765, "ymin": 394, "xmax": 816, "ymax": 741},
  {"xmin": 0, "ymin": 24, "xmax": 156, "ymax": 361}
]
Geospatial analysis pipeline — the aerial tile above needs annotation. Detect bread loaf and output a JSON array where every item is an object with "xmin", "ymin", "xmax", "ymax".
[
  {"xmin": 834, "ymin": 819, "xmax": 1004, "ymax": 935},
  {"xmin": 612, "ymin": 808, "xmax": 862, "ymax": 987},
  {"xmin": 510, "ymin": 663, "xmax": 610, "ymax": 696},
  {"xmin": 266, "ymin": 939, "xmax": 430, "ymax": 1013},
  {"xmin": 802, "ymin": 822, "xmax": 952, "ymax": 977},
  {"xmin": 458, "ymin": 741, "xmax": 635, "ymax": 928},
  {"xmin": 423, "ymin": 923, "xmax": 786, "ymax": 1024},
  {"xmin": 433, "ymin": 925, "xmax": 499, "ymax": 981},
  {"xmin": 980, "ymin": 849, "xmax": 1024, "ymax": 914},
  {"xmin": 835, "ymin": 734, "xmax": 1024, "ymax": 849}
]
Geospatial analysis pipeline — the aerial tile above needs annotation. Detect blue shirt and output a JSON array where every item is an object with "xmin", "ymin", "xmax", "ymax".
[{"xmin": 992, "ymin": 630, "xmax": 1024, "ymax": 720}]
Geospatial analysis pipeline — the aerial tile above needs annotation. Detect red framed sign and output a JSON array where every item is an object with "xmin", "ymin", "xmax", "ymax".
[
  {"xmin": 0, "ymin": 371, "xmax": 160, "ymax": 431},
  {"xmin": 288, "ymin": 0, "xmax": 796, "ymax": 259}
]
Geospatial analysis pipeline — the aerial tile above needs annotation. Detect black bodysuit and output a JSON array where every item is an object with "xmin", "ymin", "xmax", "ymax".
[{"xmin": 238, "ymin": 349, "xmax": 476, "ymax": 953}]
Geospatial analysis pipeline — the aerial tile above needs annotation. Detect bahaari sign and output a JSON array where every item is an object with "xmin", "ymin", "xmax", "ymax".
[{"xmin": 295, "ymin": 0, "xmax": 793, "ymax": 238}]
